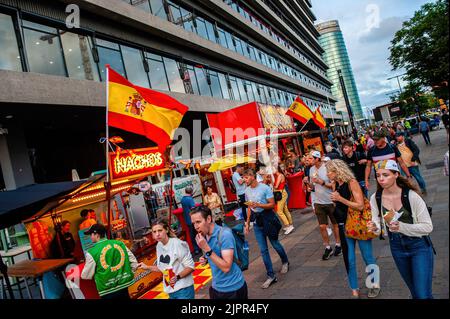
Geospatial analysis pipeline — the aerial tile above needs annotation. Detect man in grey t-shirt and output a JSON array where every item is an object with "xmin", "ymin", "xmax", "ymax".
[
  {"xmin": 232, "ymin": 165, "xmax": 248, "ymax": 221},
  {"xmin": 306, "ymin": 151, "xmax": 341, "ymax": 260}
]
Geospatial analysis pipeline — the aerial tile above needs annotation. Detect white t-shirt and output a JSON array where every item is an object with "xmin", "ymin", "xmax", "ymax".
[
  {"xmin": 309, "ymin": 163, "xmax": 333, "ymax": 205},
  {"xmin": 156, "ymin": 237, "xmax": 195, "ymax": 294}
]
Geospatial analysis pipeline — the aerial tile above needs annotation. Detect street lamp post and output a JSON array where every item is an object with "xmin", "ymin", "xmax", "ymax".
[{"xmin": 337, "ymin": 69, "xmax": 357, "ymax": 138}]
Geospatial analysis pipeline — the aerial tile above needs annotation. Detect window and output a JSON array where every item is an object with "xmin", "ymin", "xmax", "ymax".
[
  {"xmin": 251, "ymin": 82, "xmax": 262, "ymax": 103},
  {"xmin": 205, "ymin": 20, "xmax": 217, "ymax": 43},
  {"xmin": 218, "ymin": 73, "xmax": 230, "ymax": 99},
  {"xmin": 23, "ymin": 21, "xmax": 66, "ymax": 76},
  {"xmin": 168, "ymin": 1, "xmax": 182, "ymax": 25},
  {"xmin": 96, "ymin": 38, "xmax": 125, "ymax": 80},
  {"xmin": 225, "ymin": 31, "xmax": 235, "ymax": 52},
  {"xmin": 209, "ymin": 70, "xmax": 222, "ymax": 98},
  {"xmin": 121, "ymin": 45, "xmax": 148, "ymax": 87},
  {"xmin": 229, "ymin": 76, "xmax": 240, "ymax": 101},
  {"xmin": 186, "ymin": 65, "xmax": 199, "ymax": 95},
  {"xmin": 244, "ymin": 81, "xmax": 255, "ymax": 101},
  {"xmin": 233, "ymin": 37, "xmax": 244, "ymax": 56},
  {"xmin": 146, "ymin": 52, "xmax": 169, "ymax": 91},
  {"xmin": 195, "ymin": 17, "xmax": 208, "ymax": 40},
  {"xmin": 60, "ymin": 32, "xmax": 99, "ymax": 81},
  {"xmin": 163, "ymin": 57, "xmax": 185, "ymax": 93},
  {"xmin": 0, "ymin": 13, "xmax": 22, "ymax": 72},
  {"xmin": 236, "ymin": 78, "xmax": 247, "ymax": 101},
  {"xmin": 131, "ymin": 0, "xmax": 151, "ymax": 12},
  {"xmin": 217, "ymin": 28, "xmax": 229, "ymax": 49},
  {"xmin": 150, "ymin": 0, "xmax": 167, "ymax": 20},
  {"xmin": 180, "ymin": 7, "xmax": 195, "ymax": 33},
  {"xmin": 194, "ymin": 66, "xmax": 211, "ymax": 96}
]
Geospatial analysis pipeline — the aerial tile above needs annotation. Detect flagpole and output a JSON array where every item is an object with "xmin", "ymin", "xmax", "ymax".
[
  {"xmin": 105, "ymin": 64, "xmax": 112, "ymax": 239},
  {"xmin": 298, "ymin": 118, "xmax": 311, "ymax": 133}
]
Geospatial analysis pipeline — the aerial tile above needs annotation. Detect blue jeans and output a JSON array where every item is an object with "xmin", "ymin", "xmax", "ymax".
[
  {"xmin": 421, "ymin": 131, "xmax": 431, "ymax": 144},
  {"xmin": 346, "ymin": 237, "xmax": 377, "ymax": 290},
  {"xmin": 253, "ymin": 224, "xmax": 289, "ymax": 278},
  {"xmin": 285, "ymin": 184, "xmax": 291, "ymax": 203},
  {"xmin": 358, "ymin": 181, "xmax": 368, "ymax": 198},
  {"xmin": 409, "ymin": 166, "xmax": 427, "ymax": 191},
  {"xmin": 389, "ymin": 233, "xmax": 434, "ymax": 299},
  {"xmin": 169, "ymin": 285, "xmax": 195, "ymax": 299}
]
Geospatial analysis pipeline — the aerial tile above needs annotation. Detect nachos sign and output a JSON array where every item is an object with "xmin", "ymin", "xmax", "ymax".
[{"xmin": 109, "ymin": 147, "xmax": 168, "ymax": 181}]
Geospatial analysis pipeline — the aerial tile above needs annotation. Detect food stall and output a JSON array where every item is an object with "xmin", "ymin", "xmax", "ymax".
[
  {"xmin": 206, "ymin": 102, "xmax": 306, "ymax": 208},
  {"xmin": 10, "ymin": 146, "xmax": 201, "ymax": 299}
]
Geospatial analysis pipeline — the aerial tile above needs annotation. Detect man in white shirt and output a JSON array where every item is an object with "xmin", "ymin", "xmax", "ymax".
[
  {"xmin": 232, "ymin": 165, "xmax": 248, "ymax": 221},
  {"xmin": 306, "ymin": 151, "xmax": 341, "ymax": 260}
]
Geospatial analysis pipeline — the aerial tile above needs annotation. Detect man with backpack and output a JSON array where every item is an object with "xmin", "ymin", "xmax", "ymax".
[
  {"xmin": 242, "ymin": 168, "xmax": 290, "ymax": 289},
  {"xmin": 365, "ymin": 131, "xmax": 412, "ymax": 189},
  {"xmin": 190, "ymin": 205, "xmax": 248, "ymax": 299},
  {"xmin": 395, "ymin": 131, "xmax": 427, "ymax": 195},
  {"xmin": 342, "ymin": 140, "xmax": 368, "ymax": 197}
]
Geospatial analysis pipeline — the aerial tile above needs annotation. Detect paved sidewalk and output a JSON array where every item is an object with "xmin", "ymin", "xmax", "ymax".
[{"xmin": 197, "ymin": 128, "xmax": 449, "ymax": 299}]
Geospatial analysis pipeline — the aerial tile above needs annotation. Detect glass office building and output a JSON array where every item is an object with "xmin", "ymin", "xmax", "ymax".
[
  {"xmin": 317, "ymin": 20, "xmax": 363, "ymax": 121},
  {"xmin": 0, "ymin": 0, "xmax": 337, "ymax": 188}
]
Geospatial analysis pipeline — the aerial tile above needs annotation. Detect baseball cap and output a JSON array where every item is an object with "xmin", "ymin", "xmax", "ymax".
[
  {"xmin": 310, "ymin": 151, "xmax": 321, "ymax": 159},
  {"xmin": 84, "ymin": 223, "xmax": 106, "ymax": 236},
  {"xmin": 375, "ymin": 160, "xmax": 400, "ymax": 172},
  {"xmin": 373, "ymin": 131, "xmax": 387, "ymax": 140},
  {"xmin": 395, "ymin": 131, "xmax": 406, "ymax": 137},
  {"xmin": 323, "ymin": 156, "xmax": 331, "ymax": 162}
]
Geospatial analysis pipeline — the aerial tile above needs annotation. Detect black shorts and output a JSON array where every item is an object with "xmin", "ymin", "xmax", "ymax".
[{"xmin": 209, "ymin": 282, "xmax": 248, "ymax": 300}]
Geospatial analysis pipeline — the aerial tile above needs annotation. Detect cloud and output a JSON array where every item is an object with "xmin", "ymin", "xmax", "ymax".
[{"xmin": 358, "ymin": 16, "xmax": 408, "ymax": 43}]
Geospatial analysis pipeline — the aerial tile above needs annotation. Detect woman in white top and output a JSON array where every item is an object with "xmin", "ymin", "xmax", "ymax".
[
  {"xmin": 138, "ymin": 219, "xmax": 195, "ymax": 299},
  {"xmin": 367, "ymin": 160, "xmax": 434, "ymax": 299}
]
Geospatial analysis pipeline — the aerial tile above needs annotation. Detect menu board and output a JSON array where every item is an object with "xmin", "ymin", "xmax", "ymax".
[{"xmin": 258, "ymin": 103, "xmax": 295, "ymax": 133}]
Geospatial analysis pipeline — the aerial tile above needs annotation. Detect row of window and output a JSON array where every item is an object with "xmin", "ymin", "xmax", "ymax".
[
  {"xmin": 224, "ymin": 0, "xmax": 327, "ymax": 79},
  {"xmin": 121, "ymin": 0, "xmax": 332, "ymax": 96},
  {"xmin": 0, "ymin": 12, "xmax": 335, "ymax": 115}
]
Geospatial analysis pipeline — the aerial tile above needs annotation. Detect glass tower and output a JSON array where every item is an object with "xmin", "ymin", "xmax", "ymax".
[{"xmin": 317, "ymin": 20, "xmax": 364, "ymax": 120}]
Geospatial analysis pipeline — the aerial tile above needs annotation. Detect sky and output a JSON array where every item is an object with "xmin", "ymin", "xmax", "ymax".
[{"xmin": 311, "ymin": 0, "xmax": 433, "ymax": 117}]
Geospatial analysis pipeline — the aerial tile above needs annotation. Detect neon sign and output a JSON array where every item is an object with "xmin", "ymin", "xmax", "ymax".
[{"xmin": 109, "ymin": 147, "xmax": 167, "ymax": 180}]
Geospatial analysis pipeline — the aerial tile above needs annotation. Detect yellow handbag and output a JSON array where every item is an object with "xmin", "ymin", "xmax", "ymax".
[{"xmin": 345, "ymin": 194, "xmax": 378, "ymax": 240}]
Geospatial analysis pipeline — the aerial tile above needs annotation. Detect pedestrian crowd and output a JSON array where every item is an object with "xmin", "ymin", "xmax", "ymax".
[{"xmin": 70, "ymin": 117, "xmax": 442, "ymax": 300}]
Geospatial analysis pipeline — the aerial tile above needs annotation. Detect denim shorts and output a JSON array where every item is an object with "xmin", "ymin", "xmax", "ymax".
[{"xmin": 169, "ymin": 285, "xmax": 195, "ymax": 299}]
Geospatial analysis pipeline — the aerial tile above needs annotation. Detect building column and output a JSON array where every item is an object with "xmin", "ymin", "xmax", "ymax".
[{"xmin": 0, "ymin": 120, "xmax": 35, "ymax": 190}]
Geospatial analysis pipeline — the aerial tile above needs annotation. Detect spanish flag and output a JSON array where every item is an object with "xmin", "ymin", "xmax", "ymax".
[
  {"xmin": 107, "ymin": 66, "xmax": 189, "ymax": 146},
  {"xmin": 286, "ymin": 96, "xmax": 315, "ymax": 124},
  {"xmin": 313, "ymin": 107, "xmax": 327, "ymax": 129}
]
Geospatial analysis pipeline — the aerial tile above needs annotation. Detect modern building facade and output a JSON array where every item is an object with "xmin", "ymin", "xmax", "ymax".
[
  {"xmin": 317, "ymin": 20, "xmax": 364, "ymax": 121},
  {"xmin": 0, "ymin": 0, "xmax": 337, "ymax": 190}
]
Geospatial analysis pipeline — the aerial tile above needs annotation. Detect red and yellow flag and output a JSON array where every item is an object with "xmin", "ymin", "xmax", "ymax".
[
  {"xmin": 313, "ymin": 107, "xmax": 327, "ymax": 129},
  {"xmin": 107, "ymin": 66, "xmax": 189, "ymax": 146},
  {"xmin": 286, "ymin": 97, "xmax": 315, "ymax": 124}
]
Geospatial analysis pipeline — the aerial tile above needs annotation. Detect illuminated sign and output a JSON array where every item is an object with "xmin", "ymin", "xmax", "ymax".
[{"xmin": 109, "ymin": 147, "xmax": 167, "ymax": 180}]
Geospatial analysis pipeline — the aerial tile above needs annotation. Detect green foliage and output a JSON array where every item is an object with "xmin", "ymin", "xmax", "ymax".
[
  {"xmin": 389, "ymin": 0, "xmax": 449, "ymax": 97},
  {"xmin": 390, "ymin": 82, "xmax": 440, "ymax": 116}
]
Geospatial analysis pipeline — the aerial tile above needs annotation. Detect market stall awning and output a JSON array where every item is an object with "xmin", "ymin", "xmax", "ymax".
[
  {"xmin": 208, "ymin": 155, "xmax": 256, "ymax": 173},
  {"xmin": 0, "ymin": 181, "xmax": 87, "ymax": 229}
]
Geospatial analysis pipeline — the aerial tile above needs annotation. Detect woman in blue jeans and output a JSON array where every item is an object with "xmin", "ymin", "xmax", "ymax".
[
  {"xmin": 368, "ymin": 160, "xmax": 434, "ymax": 299},
  {"xmin": 325, "ymin": 159, "xmax": 381, "ymax": 298}
]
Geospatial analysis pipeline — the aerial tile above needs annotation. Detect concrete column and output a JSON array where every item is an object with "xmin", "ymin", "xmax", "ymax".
[{"xmin": 0, "ymin": 120, "xmax": 34, "ymax": 190}]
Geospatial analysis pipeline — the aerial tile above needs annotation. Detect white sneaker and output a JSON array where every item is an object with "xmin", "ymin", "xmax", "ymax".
[
  {"xmin": 280, "ymin": 263, "xmax": 289, "ymax": 274},
  {"xmin": 261, "ymin": 277, "xmax": 277, "ymax": 289},
  {"xmin": 284, "ymin": 225, "xmax": 294, "ymax": 235},
  {"xmin": 249, "ymin": 222, "xmax": 254, "ymax": 230}
]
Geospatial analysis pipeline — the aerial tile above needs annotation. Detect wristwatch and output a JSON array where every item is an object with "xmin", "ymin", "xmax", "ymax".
[
  {"xmin": 205, "ymin": 249, "xmax": 213, "ymax": 257},
  {"xmin": 176, "ymin": 274, "xmax": 181, "ymax": 281}
]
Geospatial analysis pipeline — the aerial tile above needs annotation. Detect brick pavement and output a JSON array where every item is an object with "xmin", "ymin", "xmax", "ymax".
[{"xmin": 196, "ymin": 128, "xmax": 449, "ymax": 299}]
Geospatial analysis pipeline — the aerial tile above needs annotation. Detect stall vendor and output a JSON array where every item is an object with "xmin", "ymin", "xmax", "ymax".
[
  {"xmin": 79, "ymin": 209, "xmax": 97, "ymax": 230},
  {"xmin": 50, "ymin": 220, "xmax": 76, "ymax": 259}
]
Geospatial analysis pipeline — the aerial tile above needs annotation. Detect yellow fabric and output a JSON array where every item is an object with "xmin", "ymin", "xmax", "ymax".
[
  {"xmin": 207, "ymin": 156, "xmax": 256, "ymax": 172},
  {"xmin": 108, "ymin": 82, "xmax": 184, "ymax": 139},
  {"xmin": 314, "ymin": 109, "xmax": 326, "ymax": 127},
  {"xmin": 397, "ymin": 143, "xmax": 417, "ymax": 167},
  {"xmin": 288, "ymin": 100, "xmax": 314, "ymax": 121},
  {"xmin": 275, "ymin": 189, "xmax": 292, "ymax": 226}
]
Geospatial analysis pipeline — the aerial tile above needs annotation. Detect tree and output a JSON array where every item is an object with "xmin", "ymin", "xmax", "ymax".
[
  {"xmin": 389, "ymin": 0, "xmax": 449, "ymax": 99},
  {"xmin": 390, "ymin": 81, "xmax": 439, "ymax": 117}
]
